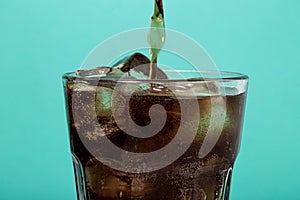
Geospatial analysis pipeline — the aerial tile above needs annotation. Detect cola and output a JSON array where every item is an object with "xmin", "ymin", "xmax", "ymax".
[{"xmin": 63, "ymin": 71, "xmax": 247, "ymax": 200}]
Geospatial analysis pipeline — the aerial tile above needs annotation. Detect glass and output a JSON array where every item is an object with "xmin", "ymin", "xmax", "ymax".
[{"xmin": 63, "ymin": 70, "xmax": 248, "ymax": 200}]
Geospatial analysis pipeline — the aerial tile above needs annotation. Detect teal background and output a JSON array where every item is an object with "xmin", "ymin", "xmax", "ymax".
[{"xmin": 1, "ymin": 0, "xmax": 299, "ymax": 199}]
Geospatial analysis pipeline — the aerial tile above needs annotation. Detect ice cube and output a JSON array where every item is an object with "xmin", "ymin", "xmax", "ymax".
[
  {"xmin": 75, "ymin": 53, "xmax": 167, "ymax": 80},
  {"xmin": 70, "ymin": 83, "xmax": 97, "ymax": 128},
  {"xmin": 76, "ymin": 66, "xmax": 125, "ymax": 79},
  {"xmin": 95, "ymin": 86, "xmax": 113, "ymax": 118},
  {"xmin": 85, "ymin": 158, "xmax": 130, "ymax": 199},
  {"xmin": 112, "ymin": 53, "xmax": 168, "ymax": 79},
  {"xmin": 76, "ymin": 66, "xmax": 112, "ymax": 77},
  {"xmin": 187, "ymin": 78, "xmax": 221, "ymax": 96},
  {"xmin": 113, "ymin": 53, "xmax": 150, "ymax": 73}
]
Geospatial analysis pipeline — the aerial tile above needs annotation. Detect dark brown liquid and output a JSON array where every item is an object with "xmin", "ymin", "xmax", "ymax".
[{"xmin": 64, "ymin": 78, "xmax": 246, "ymax": 200}]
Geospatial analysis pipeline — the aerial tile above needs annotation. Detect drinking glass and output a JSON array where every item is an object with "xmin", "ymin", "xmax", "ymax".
[{"xmin": 63, "ymin": 70, "xmax": 248, "ymax": 200}]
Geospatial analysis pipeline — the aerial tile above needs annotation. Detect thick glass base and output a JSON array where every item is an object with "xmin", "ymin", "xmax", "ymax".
[{"xmin": 73, "ymin": 157, "xmax": 233, "ymax": 200}]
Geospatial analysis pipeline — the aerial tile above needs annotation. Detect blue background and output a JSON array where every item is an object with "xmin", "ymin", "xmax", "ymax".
[{"xmin": 1, "ymin": 0, "xmax": 299, "ymax": 199}]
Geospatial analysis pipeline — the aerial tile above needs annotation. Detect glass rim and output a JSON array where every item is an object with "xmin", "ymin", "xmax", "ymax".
[{"xmin": 62, "ymin": 70, "xmax": 248, "ymax": 83}]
